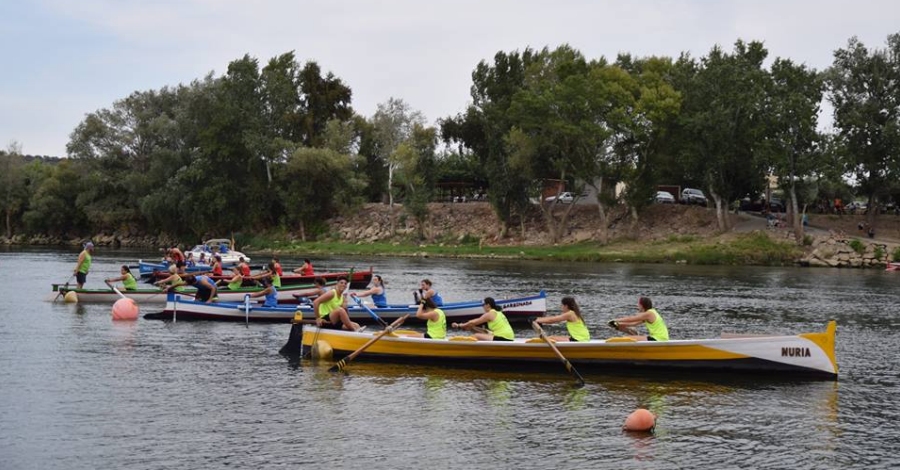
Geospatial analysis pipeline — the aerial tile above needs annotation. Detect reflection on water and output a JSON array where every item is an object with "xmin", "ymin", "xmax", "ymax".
[{"xmin": 0, "ymin": 248, "xmax": 897, "ymax": 469}]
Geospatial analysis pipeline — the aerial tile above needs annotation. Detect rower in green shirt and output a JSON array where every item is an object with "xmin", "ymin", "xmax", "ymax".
[
  {"xmin": 105, "ymin": 265, "xmax": 138, "ymax": 291},
  {"xmin": 533, "ymin": 296, "xmax": 590, "ymax": 342},
  {"xmin": 453, "ymin": 297, "xmax": 515, "ymax": 341},
  {"xmin": 73, "ymin": 241, "xmax": 94, "ymax": 288},
  {"xmin": 609, "ymin": 296, "xmax": 669, "ymax": 341}
]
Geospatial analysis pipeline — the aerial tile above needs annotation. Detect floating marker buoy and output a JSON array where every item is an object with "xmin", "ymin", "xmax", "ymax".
[
  {"xmin": 112, "ymin": 298, "xmax": 139, "ymax": 321},
  {"xmin": 311, "ymin": 340, "xmax": 333, "ymax": 361},
  {"xmin": 624, "ymin": 408, "xmax": 656, "ymax": 432},
  {"xmin": 64, "ymin": 291, "xmax": 78, "ymax": 303}
]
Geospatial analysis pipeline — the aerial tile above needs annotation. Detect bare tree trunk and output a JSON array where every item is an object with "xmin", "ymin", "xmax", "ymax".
[
  {"xmin": 790, "ymin": 185, "xmax": 804, "ymax": 243},
  {"xmin": 629, "ymin": 205, "xmax": 639, "ymax": 235},
  {"xmin": 709, "ymin": 189, "xmax": 726, "ymax": 231},
  {"xmin": 5, "ymin": 210, "xmax": 11, "ymax": 239},
  {"xmin": 299, "ymin": 220, "xmax": 307, "ymax": 242}
]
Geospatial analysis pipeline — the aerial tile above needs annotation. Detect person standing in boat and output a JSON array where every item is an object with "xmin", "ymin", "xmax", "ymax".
[
  {"xmin": 413, "ymin": 279, "xmax": 443, "ymax": 306},
  {"xmin": 294, "ymin": 259, "xmax": 314, "ymax": 276},
  {"xmin": 351, "ymin": 275, "xmax": 388, "ymax": 308},
  {"xmin": 609, "ymin": 297, "xmax": 669, "ymax": 341},
  {"xmin": 533, "ymin": 296, "xmax": 590, "ymax": 342},
  {"xmin": 184, "ymin": 274, "xmax": 217, "ymax": 303},
  {"xmin": 452, "ymin": 297, "xmax": 514, "ymax": 341},
  {"xmin": 406, "ymin": 297, "xmax": 445, "ymax": 339},
  {"xmin": 168, "ymin": 246, "xmax": 185, "ymax": 264},
  {"xmin": 72, "ymin": 241, "xmax": 94, "ymax": 289},
  {"xmin": 313, "ymin": 276, "xmax": 362, "ymax": 332},
  {"xmin": 105, "ymin": 265, "xmax": 138, "ymax": 291},
  {"xmin": 248, "ymin": 276, "xmax": 278, "ymax": 308}
]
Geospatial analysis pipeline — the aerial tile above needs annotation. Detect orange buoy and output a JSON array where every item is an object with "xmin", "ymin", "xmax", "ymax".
[
  {"xmin": 112, "ymin": 298, "xmax": 139, "ymax": 321},
  {"xmin": 623, "ymin": 408, "xmax": 656, "ymax": 432}
]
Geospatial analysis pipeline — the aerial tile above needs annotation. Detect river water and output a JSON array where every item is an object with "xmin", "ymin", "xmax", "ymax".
[{"xmin": 0, "ymin": 247, "xmax": 897, "ymax": 469}]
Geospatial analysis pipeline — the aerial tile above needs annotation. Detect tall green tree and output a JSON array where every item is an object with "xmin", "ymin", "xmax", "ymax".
[
  {"xmin": 765, "ymin": 58, "xmax": 824, "ymax": 241},
  {"xmin": 675, "ymin": 40, "xmax": 771, "ymax": 230},
  {"xmin": 441, "ymin": 49, "xmax": 541, "ymax": 238},
  {"xmin": 0, "ymin": 143, "xmax": 27, "ymax": 238},
  {"xmin": 828, "ymin": 33, "xmax": 900, "ymax": 225}
]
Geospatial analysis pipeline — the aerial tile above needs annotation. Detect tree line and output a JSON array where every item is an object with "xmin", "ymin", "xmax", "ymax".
[{"xmin": 2, "ymin": 33, "xmax": 899, "ymax": 245}]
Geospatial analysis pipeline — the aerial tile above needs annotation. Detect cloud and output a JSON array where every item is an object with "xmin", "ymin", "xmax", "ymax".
[{"xmin": 2, "ymin": 0, "xmax": 898, "ymax": 156}]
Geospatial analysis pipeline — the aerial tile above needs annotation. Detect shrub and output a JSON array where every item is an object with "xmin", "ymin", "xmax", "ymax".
[
  {"xmin": 893, "ymin": 246, "xmax": 900, "ymax": 262},
  {"xmin": 802, "ymin": 235, "xmax": 813, "ymax": 246},
  {"xmin": 874, "ymin": 246, "xmax": 885, "ymax": 260},
  {"xmin": 848, "ymin": 238, "xmax": 865, "ymax": 255}
]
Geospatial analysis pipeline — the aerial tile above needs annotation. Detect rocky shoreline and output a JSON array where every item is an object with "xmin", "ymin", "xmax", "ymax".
[{"xmin": 3, "ymin": 203, "xmax": 898, "ymax": 269}]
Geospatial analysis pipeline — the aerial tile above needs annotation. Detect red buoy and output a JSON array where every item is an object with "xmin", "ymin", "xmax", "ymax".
[
  {"xmin": 112, "ymin": 298, "xmax": 139, "ymax": 321},
  {"xmin": 623, "ymin": 408, "xmax": 656, "ymax": 432}
]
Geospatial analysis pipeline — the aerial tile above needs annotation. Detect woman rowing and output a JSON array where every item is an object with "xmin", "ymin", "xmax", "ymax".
[
  {"xmin": 313, "ymin": 276, "xmax": 362, "ymax": 332},
  {"xmin": 609, "ymin": 296, "xmax": 669, "ymax": 341},
  {"xmin": 413, "ymin": 279, "xmax": 443, "ymax": 306},
  {"xmin": 219, "ymin": 266, "xmax": 245, "ymax": 290},
  {"xmin": 154, "ymin": 265, "xmax": 186, "ymax": 291},
  {"xmin": 210, "ymin": 255, "xmax": 224, "ymax": 276},
  {"xmin": 411, "ymin": 297, "xmax": 446, "ymax": 339},
  {"xmin": 533, "ymin": 296, "xmax": 590, "ymax": 342},
  {"xmin": 452, "ymin": 297, "xmax": 514, "ymax": 341},
  {"xmin": 247, "ymin": 276, "xmax": 278, "ymax": 308},
  {"xmin": 351, "ymin": 275, "xmax": 387, "ymax": 308},
  {"xmin": 105, "ymin": 265, "xmax": 138, "ymax": 291},
  {"xmin": 294, "ymin": 258, "xmax": 314, "ymax": 276}
]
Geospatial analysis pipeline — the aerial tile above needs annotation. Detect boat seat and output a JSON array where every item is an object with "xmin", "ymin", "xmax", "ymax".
[
  {"xmin": 449, "ymin": 336, "xmax": 477, "ymax": 342},
  {"xmin": 525, "ymin": 338, "xmax": 550, "ymax": 343},
  {"xmin": 606, "ymin": 337, "xmax": 637, "ymax": 343}
]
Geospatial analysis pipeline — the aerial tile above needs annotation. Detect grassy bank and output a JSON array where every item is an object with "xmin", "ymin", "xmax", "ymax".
[{"xmin": 243, "ymin": 232, "xmax": 804, "ymax": 266}]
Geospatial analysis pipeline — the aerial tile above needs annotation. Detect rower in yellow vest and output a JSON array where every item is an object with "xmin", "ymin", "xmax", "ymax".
[
  {"xmin": 610, "ymin": 296, "xmax": 669, "ymax": 341},
  {"xmin": 411, "ymin": 297, "xmax": 446, "ymax": 339},
  {"xmin": 452, "ymin": 297, "xmax": 514, "ymax": 341},
  {"xmin": 105, "ymin": 265, "xmax": 138, "ymax": 291},
  {"xmin": 533, "ymin": 296, "xmax": 590, "ymax": 342}
]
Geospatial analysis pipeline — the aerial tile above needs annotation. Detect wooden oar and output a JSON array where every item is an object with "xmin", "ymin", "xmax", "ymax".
[
  {"xmin": 329, "ymin": 314, "xmax": 409, "ymax": 373},
  {"xmin": 105, "ymin": 280, "xmax": 127, "ymax": 300},
  {"xmin": 532, "ymin": 321, "xmax": 586, "ymax": 387}
]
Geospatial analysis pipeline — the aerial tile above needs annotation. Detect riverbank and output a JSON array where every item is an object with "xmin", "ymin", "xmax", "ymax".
[{"xmin": 4, "ymin": 202, "xmax": 899, "ymax": 268}]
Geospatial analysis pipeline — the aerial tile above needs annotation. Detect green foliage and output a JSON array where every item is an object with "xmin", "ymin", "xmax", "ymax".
[
  {"xmin": 892, "ymin": 246, "xmax": 900, "ymax": 262},
  {"xmin": 874, "ymin": 246, "xmax": 885, "ymax": 260},
  {"xmin": 848, "ymin": 238, "xmax": 865, "ymax": 254},
  {"xmin": 803, "ymin": 234, "xmax": 814, "ymax": 246}
]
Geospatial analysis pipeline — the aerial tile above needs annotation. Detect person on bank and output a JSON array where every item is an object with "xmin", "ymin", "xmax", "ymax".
[
  {"xmin": 184, "ymin": 274, "xmax": 217, "ymax": 303},
  {"xmin": 409, "ymin": 297, "xmax": 446, "ymax": 339},
  {"xmin": 351, "ymin": 275, "xmax": 388, "ymax": 308},
  {"xmin": 73, "ymin": 241, "xmax": 94, "ymax": 289},
  {"xmin": 413, "ymin": 279, "xmax": 443, "ymax": 306},
  {"xmin": 452, "ymin": 297, "xmax": 514, "ymax": 341},
  {"xmin": 294, "ymin": 259, "xmax": 314, "ymax": 276},
  {"xmin": 609, "ymin": 297, "xmax": 669, "ymax": 341},
  {"xmin": 248, "ymin": 276, "xmax": 278, "ymax": 308},
  {"xmin": 533, "ymin": 296, "xmax": 590, "ymax": 342},
  {"xmin": 105, "ymin": 265, "xmax": 138, "ymax": 291},
  {"xmin": 313, "ymin": 276, "xmax": 362, "ymax": 332}
]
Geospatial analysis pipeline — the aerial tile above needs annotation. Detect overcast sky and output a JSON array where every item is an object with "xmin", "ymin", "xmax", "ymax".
[{"xmin": 2, "ymin": 0, "xmax": 898, "ymax": 157}]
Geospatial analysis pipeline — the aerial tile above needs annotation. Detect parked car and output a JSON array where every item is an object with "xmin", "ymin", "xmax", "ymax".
[
  {"xmin": 544, "ymin": 192, "xmax": 575, "ymax": 204},
  {"xmin": 655, "ymin": 191, "xmax": 676, "ymax": 204},
  {"xmin": 681, "ymin": 188, "xmax": 708, "ymax": 206},
  {"xmin": 738, "ymin": 197, "xmax": 785, "ymax": 213}
]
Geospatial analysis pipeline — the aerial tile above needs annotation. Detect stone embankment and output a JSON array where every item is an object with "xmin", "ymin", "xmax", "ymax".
[{"xmin": 800, "ymin": 234, "xmax": 894, "ymax": 268}]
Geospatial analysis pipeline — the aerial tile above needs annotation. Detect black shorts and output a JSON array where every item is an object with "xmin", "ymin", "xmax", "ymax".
[
  {"xmin": 76, "ymin": 272, "xmax": 87, "ymax": 285},
  {"xmin": 648, "ymin": 336, "xmax": 658, "ymax": 342},
  {"xmin": 196, "ymin": 289, "xmax": 212, "ymax": 302},
  {"xmin": 319, "ymin": 319, "xmax": 344, "ymax": 330},
  {"xmin": 493, "ymin": 336, "xmax": 513, "ymax": 342},
  {"xmin": 569, "ymin": 336, "xmax": 578, "ymax": 342}
]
